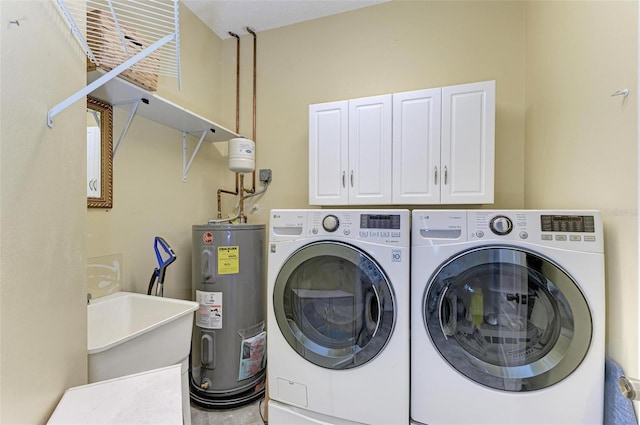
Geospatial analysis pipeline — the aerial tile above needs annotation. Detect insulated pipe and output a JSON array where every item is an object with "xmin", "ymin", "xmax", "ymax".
[{"xmin": 216, "ymin": 31, "xmax": 241, "ymax": 219}]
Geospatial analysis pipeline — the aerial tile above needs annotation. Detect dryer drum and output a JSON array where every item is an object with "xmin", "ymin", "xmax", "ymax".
[{"xmin": 426, "ymin": 246, "xmax": 592, "ymax": 392}]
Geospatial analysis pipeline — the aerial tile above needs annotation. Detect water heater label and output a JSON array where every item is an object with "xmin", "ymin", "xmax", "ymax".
[
  {"xmin": 196, "ymin": 290, "xmax": 223, "ymax": 329},
  {"xmin": 218, "ymin": 246, "xmax": 239, "ymax": 274}
]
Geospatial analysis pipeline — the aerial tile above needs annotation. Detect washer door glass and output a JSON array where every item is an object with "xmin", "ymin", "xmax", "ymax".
[
  {"xmin": 425, "ymin": 246, "xmax": 592, "ymax": 391},
  {"xmin": 274, "ymin": 241, "xmax": 395, "ymax": 369}
]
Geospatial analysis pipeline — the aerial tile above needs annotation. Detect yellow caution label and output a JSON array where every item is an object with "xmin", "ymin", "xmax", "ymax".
[{"xmin": 218, "ymin": 246, "xmax": 239, "ymax": 274}]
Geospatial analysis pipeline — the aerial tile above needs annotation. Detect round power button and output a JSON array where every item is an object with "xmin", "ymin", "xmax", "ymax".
[
  {"xmin": 490, "ymin": 215, "xmax": 513, "ymax": 236},
  {"xmin": 322, "ymin": 215, "xmax": 339, "ymax": 232}
]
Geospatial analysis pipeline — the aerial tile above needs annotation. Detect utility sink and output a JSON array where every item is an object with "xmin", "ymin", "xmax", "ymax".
[{"xmin": 87, "ymin": 292, "xmax": 198, "ymax": 425}]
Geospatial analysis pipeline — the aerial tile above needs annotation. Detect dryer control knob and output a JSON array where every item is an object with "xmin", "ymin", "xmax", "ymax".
[
  {"xmin": 322, "ymin": 215, "xmax": 340, "ymax": 232},
  {"xmin": 490, "ymin": 215, "xmax": 513, "ymax": 236}
]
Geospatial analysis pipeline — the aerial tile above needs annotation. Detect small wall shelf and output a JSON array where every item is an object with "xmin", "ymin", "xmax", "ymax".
[{"xmin": 88, "ymin": 70, "xmax": 239, "ymax": 182}]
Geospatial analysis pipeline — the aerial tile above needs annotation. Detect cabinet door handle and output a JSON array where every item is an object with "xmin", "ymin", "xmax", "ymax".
[
  {"xmin": 434, "ymin": 167, "xmax": 438, "ymax": 185},
  {"xmin": 350, "ymin": 170, "xmax": 354, "ymax": 187},
  {"xmin": 444, "ymin": 166, "xmax": 448, "ymax": 185},
  {"xmin": 342, "ymin": 171, "xmax": 346, "ymax": 188}
]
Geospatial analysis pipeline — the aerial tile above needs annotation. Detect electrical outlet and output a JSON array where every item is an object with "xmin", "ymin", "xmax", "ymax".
[{"xmin": 259, "ymin": 169, "xmax": 272, "ymax": 183}]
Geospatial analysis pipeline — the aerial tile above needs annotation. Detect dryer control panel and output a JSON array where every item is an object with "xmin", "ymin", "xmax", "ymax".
[{"xmin": 413, "ymin": 210, "xmax": 603, "ymax": 253}]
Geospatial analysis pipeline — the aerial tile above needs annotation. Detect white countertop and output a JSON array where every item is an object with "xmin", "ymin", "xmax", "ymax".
[{"xmin": 47, "ymin": 365, "xmax": 183, "ymax": 425}]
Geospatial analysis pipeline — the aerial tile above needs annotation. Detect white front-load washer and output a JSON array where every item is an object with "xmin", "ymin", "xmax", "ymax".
[
  {"xmin": 267, "ymin": 209, "xmax": 410, "ymax": 425},
  {"xmin": 411, "ymin": 210, "xmax": 605, "ymax": 425}
]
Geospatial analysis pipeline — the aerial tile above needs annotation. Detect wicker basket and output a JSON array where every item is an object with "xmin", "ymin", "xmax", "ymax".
[{"xmin": 86, "ymin": 9, "xmax": 160, "ymax": 91}]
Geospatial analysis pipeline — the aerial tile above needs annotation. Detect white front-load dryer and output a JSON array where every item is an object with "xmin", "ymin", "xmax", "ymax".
[
  {"xmin": 267, "ymin": 209, "xmax": 410, "ymax": 425},
  {"xmin": 411, "ymin": 210, "xmax": 605, "ymax": 425}
]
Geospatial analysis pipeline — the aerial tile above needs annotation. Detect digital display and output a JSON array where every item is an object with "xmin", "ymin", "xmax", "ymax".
[
  {"xmin": 360, "ymin": 214, "xmax": 401, "ymax": 229},
  {"xmin": 541, "ymin": 215, "xmax": 595, "ymax": 233}
]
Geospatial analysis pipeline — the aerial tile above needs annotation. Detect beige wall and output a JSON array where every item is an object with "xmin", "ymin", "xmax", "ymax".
[
  {"xmin": 525, "ymin": 0, "xmax": 638, "ymax": 375},
  {"xmin": 0, "ymin": 1, "xmax": 87, "ymax": 423}
]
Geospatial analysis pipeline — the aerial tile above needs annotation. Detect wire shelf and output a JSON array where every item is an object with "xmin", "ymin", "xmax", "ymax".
[
  {"xmin": 55, "ymin": 0, "xmax": 180, "ymax": 79},
  {"xmin": 48, "ymin": 0, "xmax": 181, "ymax": 127}
]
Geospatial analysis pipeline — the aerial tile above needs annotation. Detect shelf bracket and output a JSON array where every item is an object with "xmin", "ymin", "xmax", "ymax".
[
  {"xmin": 111, "ymin": 98, "xmax": 143, "ymax": 156},
  {"xmin": 182, "ymin": 129, "xmax": 209, "ymax": 182},
  {"xmin": 47, "ymin": 33, "xmax": 175, "ymax": 128}
]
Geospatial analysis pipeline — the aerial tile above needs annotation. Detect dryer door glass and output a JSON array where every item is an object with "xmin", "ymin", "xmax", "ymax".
[
  {"xmin": 274, "ymin": 241, "xmax": 395, "ymax": 369},
  {"xmin": 424, "ymin": 246, "xmax": 592, "ymax": 392}
]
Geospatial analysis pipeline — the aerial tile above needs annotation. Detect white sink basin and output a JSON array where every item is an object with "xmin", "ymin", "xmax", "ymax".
[{"xmin": 87, "ymin": 292, "xmax": 198, "ymax": 425}]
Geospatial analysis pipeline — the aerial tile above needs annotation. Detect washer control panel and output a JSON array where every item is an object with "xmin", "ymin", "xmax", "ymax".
[
  {"xmin": 312, "ymin": 210, "xmax": 407, "ymax": 244},
  {"xmin": 270, "ymin": 210, "xmax": 409, "ymax": 245}
]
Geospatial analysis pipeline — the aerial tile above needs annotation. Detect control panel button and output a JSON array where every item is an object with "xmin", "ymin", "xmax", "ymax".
[
  {"xmin": 519, "ymin": 231, "xmax": 528, "ymax": 240},
  {"xmin": 475, "ymin": 230, "xmax": 484, "ymax": 238},
  {"xmin": 312, "ymin": 228, "xmax": 318, "ymax": 234},
  {"xmin": 322, "ymin": 215, "xmax": 339, "ymax": 232},
  {"xmin": 570, "ymin": 235, "xmax": 581, "ymax": 241},
  {"xmin": 555, "ymin": 235, "xmax": 567, "ymax": 241},
  {"xmin": 343, "ymin": 229, "xmax": 350, "ymax": 236},
  {"xmin": 489, "ymin": 215, "xmax": 513, "ymax": 236},
  {"xmin": 541, "ymin": 234, "xmax": 552, "ymax": 241}
]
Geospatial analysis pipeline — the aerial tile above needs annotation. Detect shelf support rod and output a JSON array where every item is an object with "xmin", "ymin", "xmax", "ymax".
[
  {"xmin": 112, "ymin": 99, "xmax": 141, "ymax": 157},
  {"xmin": 183, "ymin": 129, "xmax": 209, "ymax": 182},
  {"xmin": 47, "ymin": 33, "xmax": 175, "ymax": 128}
]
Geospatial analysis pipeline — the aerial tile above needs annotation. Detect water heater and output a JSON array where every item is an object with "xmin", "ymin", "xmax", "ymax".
[{"xmin": 190, "ymin": 223, "xmax": 266, "ymax": 408}]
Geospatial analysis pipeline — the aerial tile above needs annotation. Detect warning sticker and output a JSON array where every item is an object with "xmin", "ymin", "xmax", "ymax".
[
  {"xmin": 218, "ymin": 246, "xmax": 239, "ymax": 275},
  {"xmin": 238, "ymin": 331, "xmax": 266, "ymax": 381},
  {"xmin": 195, "ymin": 290, "xmax": 223, "ymax": 329}
]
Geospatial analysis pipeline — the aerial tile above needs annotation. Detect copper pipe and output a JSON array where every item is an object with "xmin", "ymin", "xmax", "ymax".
[
  {"xmin": 216, "ymin": 32, "xmax": 242, "ymax": 219},
  {"xmin": 246, "ymin": 27, "xmax": 257, "ymax": 193},
  {"xmin": 239, "ymin": 174, "xmax": 246, "ymax": 223},
  {"xmin": 230, "ymin": 31, "xmax": 240, "ymax": 132}
]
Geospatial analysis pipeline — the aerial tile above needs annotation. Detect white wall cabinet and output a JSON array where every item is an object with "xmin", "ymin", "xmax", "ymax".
[
  {"xmin": 87, "ymin": 126, "xmax": 101, "ymax": 198},
  {"xmin": 441, "ymin": 81, "xmax": 495, "ymax": 204},
  {"xmin": 392, "ymin": 88, "xmax": 442, "ymax": 204},
  {"xmin": 309, "ymin": 80, "xmax": 495, "ymax": 205},
  {"xmin": 309, "ymin": 95, "xmax": 392, "ymax": 205}
]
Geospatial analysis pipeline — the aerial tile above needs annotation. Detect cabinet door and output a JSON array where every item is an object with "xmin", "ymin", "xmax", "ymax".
[
  {"xmin": 87, "ymin": 126, "xmax": 101, "ymax": 197},
  {"xmin": 309, "ymin": 101, "xmax": 349, "ymax": 205},
  {"xmin": 392, "ymin": 88, "xmax": 441, "ymax": 204},
  {"xmin": 348, "ymin": 95, "xmax": 392, "ymax": 205},
  {"xmin": 441, "ymin": 80, "xmax": 495, "ymax": 204}
]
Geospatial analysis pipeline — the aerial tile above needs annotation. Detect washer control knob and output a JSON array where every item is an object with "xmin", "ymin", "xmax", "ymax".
[
  {"xmin": 322, "ymin": 215, "xmax": 340, "ymax": 232},
  {"xmin": 490, "ymin": 215, "xmax": 513, "ymax": 236}
]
